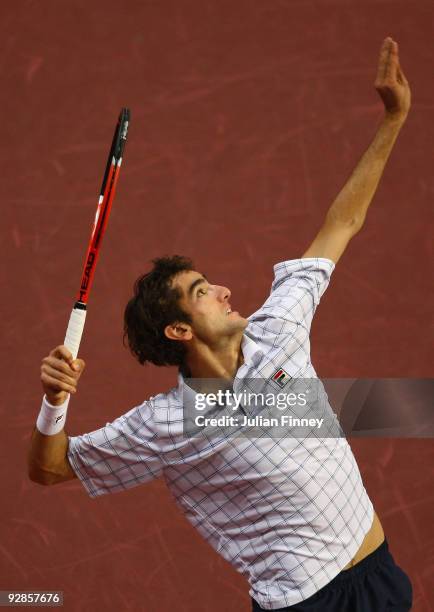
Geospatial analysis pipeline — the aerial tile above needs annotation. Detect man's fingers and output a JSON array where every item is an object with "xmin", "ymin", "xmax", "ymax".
[
  {"xmin": 397, "ymin": 64, "xmax": 408, "ymax": 85},
  {"xmin": 49, "ymin": 345, "xmax": 74, "ymax": 365},
  {"xmin": 41, "ymin": 371, "xmax": 77, "ymax": 395},
  {"xmin": 386, "ymin": 39, "xmax": 399, "ymax": 81},
  {"xmin": 377, "ymin": 37, "xmax": 398, "ymax": 82},
  {"xmin": 42, "ymin": 355, "xmax": 77, "ymax": 377},
  {"xmin": 47, "ymin": 346, "xmax": 85, "ymax": 373},
  {"xmin": 42, "ymin": 364, "xmax": 78, "ymax": 389},
  {"xmin": 73, "ymin": 358, "xmax": 86, "ymax": 374},
  {"xmin": 41, "ymin": 348, "xmax": 86, "ymax": 399},
  {"xmin": 376, "ymin": 38, "xmax": 391, "ymax": 81}
]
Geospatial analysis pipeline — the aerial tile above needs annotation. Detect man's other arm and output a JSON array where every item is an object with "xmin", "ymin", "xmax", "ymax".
[
  {"xmin": 28, "ymin": 426, "xmax": 77, "ymax": 485},
  {"xmin": 28, "ymin": 345, "xmax": 84, "ymax": 485},
  {"xmin": 302, "ymin": 37, "xmax": 411, "ymax": 264}
]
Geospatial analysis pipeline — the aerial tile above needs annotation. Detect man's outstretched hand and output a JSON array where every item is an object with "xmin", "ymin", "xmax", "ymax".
[{"xmin": 375, "ymin": 37, "xmax": 411, "ymax": 122}]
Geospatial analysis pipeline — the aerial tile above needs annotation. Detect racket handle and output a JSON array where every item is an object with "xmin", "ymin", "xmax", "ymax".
[
  {"xmin": 36, "ymin": 305, "xmax": 85, "ymax": 434},
  {"xmin": 64, "ymin": 305, "xmax": 87, "ymax": 359}
]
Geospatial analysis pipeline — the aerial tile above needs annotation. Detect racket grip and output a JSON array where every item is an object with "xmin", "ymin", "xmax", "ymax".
[{"xmin": 64, "ymin": 306, "xmax": 87, "ymax": 359}]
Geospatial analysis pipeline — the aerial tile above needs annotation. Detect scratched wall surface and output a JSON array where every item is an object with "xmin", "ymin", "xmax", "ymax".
[{"xmin": 1, "ymin": 1, "xmax": 433, "ymax": 610}]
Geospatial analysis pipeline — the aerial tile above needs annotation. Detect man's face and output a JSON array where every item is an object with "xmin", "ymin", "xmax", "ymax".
[{"xmin": 168, "ymin": 270, "xmax": 249, "ymax": 344}]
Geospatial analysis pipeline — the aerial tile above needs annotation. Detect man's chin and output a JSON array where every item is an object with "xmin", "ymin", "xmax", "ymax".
[
  {"xmin": 225, "ymin": 311, "xmax": 249, "ymax": 329},
  {"xmin": 234, "ymin": 313, "xmax": 249, "ymax": 328}
]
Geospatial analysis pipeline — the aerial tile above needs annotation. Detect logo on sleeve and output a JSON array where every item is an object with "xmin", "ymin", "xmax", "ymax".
[{"xmin": 271, "ymin": 368, "xmax": 291, "ymax": 388}]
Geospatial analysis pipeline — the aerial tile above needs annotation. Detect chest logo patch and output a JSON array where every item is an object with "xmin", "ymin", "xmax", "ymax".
[{"xmin": 271, "ymin": 368, "xmax": 291, "ymax": 388}]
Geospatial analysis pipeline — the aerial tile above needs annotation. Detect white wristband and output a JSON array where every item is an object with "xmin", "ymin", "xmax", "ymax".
[{"xmin": 36, "ymin": 395, "xmax": 70, "ymax": 435}]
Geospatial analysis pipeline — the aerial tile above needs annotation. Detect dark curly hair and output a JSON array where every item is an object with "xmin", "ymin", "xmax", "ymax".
[{"xmin": 123, "ymin": 255, "xmax": 195, "ymax": 373}]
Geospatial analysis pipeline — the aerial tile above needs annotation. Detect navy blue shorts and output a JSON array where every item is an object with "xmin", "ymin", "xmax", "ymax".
[{"xmin": 251, "ymin": 539, "xmax": 413, "ymax": 611}]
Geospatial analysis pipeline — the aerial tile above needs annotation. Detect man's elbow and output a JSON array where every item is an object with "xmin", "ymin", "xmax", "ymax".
[
  {"xmin": 28, "ymin": 464, "xmax": 66, "ymax": 486},
  {"xmin": 28, "ymin": 466, "xmax": 52, "ymax": 485},
  {"xmin": 348, "ymin": 216, "xmax": 365, "ymax": 235},
  {"xmin": 326, "ymin": 210, "xmax": 364, "ymax": 235}
]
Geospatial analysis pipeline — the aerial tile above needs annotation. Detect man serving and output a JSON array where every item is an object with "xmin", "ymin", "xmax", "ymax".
[{"xmin": 28, "ymin": 37, "xmax": 413, "ymax": 611}]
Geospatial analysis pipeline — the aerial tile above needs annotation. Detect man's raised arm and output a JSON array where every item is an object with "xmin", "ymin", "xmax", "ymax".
[{"xmin": 302, "ymin": 36, "xmax": 411, "ymax": 264}]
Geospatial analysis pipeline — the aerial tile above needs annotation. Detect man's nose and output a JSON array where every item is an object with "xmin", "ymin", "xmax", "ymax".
[{"xmin": 217, "ymin": 286, "xmax": 231, "ymax": 302}]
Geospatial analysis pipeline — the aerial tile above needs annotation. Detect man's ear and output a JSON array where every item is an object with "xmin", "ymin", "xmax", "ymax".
[{"xmin": 164, "ymin": 322, "xmax": 193, "ymax": 342}]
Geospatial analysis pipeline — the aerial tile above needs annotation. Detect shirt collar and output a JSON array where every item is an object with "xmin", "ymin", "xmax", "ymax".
[{"xmin": 177, "ymin": 332, "xmax": 262, "ymax": 397}]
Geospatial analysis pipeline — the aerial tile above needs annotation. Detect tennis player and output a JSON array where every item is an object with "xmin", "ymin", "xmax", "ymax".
[{"xmin": 28, "ymin": 37, "xmax": 413, "ymax": 610}]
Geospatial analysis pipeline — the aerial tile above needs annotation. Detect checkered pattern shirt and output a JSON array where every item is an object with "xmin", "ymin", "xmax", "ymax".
[{"xmin": 67, "ymin": 258, "xmax": 374, "ymax": 609}]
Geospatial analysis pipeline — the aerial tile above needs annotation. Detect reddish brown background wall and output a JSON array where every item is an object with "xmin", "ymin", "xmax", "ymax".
[{"xmin": 1, "ymin": 1, "xmax": 433, "ymax": 610}]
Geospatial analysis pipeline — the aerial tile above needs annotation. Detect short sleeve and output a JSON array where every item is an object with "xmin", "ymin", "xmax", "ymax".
[
  {"xmin": 247, "ymin": 258, "xmax": 335, "ymax": 336},
  {"xmin": 67, "ymin": 401, "xmax": 164, "ymax": 499}
]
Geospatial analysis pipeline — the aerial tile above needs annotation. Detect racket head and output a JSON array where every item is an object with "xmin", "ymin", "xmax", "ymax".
[{"xmin": 99, "ymin": 108, "xmax": 130, "ymax": 197}]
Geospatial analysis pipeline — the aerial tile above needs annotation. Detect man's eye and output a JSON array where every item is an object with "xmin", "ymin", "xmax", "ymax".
[{"xmin": 198, "ymin": 288, "xmax": 207, "ymax": 296}]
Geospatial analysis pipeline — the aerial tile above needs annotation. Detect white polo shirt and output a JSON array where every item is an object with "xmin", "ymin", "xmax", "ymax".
[{"xmin": 67, "ymin": 258, "xmax": 374, "ymax": 609}]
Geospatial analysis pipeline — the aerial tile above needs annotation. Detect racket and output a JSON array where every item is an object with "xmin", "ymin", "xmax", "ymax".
[{"xmin": 64, "ymin": 108, "xmax": 130, "ymax": 360}]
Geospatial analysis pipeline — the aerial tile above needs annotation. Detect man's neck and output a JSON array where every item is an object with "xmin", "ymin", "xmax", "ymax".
[{"xmin": 185, "ymin": 333, "xmax": 245, "ymax": 380}]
